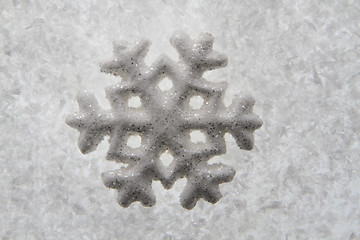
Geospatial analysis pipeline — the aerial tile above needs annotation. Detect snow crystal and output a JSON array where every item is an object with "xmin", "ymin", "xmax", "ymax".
[{"xmin": 66, "ymin": 31, "xmax": 262, "ymax": 209}]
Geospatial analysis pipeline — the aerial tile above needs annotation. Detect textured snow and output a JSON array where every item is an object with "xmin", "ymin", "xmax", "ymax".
[{"xmin": 1, "ymin": 0, "xmax": 360, "ymax": 239}]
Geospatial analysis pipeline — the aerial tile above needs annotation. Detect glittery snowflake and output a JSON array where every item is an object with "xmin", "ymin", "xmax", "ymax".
[{"xmin": 66, "ymin": 31, "xmax": 262, "ymax": 209}]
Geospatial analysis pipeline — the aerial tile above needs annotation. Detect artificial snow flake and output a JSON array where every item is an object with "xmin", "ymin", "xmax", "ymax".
[{"xmin": 66, "ymin": 31, "xmax": 262, "ymax": 209}]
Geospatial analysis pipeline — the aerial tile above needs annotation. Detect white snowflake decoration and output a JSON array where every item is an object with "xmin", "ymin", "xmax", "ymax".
[{"xmin": 66, "ymin": 31, "xmax": 262, "ymax": 209}]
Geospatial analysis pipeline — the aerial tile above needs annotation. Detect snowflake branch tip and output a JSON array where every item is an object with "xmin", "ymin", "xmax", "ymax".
[
  {"xmin": 111, "ymin": 39, "xmax": 150, "ymax": 60},
  {"xmin": 76, "ymin": 91, "xmax": 100, "ymax": 112}
]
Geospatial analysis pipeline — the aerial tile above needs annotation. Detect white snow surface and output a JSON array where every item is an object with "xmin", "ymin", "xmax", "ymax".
[{"xmin": 1, "ymin": 0, "xmax": 359, "ymax": 239}]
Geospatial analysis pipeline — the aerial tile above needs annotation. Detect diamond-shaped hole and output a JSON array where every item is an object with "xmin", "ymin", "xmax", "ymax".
[
  {"xmin": 158, "ymin": 77, "xmax": 173, "ymax": 91},
  {"xmin": 189, "ymin": 95, "xmax": 204, "ymax": 109},
  {"xmin": 128, "ymin": 96, "xmax": 142, "ymax": 108},
  {"xmin": 190, "ymin": 130, "xmax": 206, "ymax": 143},
  {"xmin": 127, "ymin": 134, "xmax": 142, "ymax": 148},
  {"xmin": 160, "ymin": 150, "xmax": 174, "ymax": 167}
]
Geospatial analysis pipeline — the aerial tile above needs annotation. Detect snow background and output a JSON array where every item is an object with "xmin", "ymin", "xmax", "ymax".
[{"xmin": 1, "ymin": 0, "xmax": 360, "ymax": 239}]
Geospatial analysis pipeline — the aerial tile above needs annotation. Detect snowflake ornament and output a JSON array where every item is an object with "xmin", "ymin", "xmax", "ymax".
[{"xmin": 66, "ymin": 31, "xmax": 262, "ymax": 209}]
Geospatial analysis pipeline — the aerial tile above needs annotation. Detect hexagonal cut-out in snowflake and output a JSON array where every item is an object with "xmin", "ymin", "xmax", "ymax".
[{"xmin": 66, "ymin": 31, "xmax": 262, "ymax": 209}]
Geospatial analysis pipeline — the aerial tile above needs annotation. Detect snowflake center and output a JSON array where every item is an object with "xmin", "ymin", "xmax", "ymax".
[{"xmin": 153, "ymin": 109, "xmax": 181, "ymax": 132}]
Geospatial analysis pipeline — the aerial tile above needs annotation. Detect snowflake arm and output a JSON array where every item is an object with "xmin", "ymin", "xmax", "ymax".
[
  {"xmin": 225, "ymin": 94, "xmax": 263, "ymax": 150},
  {"xmin": 66, "ymin": 91, "xmax": 111, "ymax": 154},
  {"xmin": 100, "ymin": 39, "xmax": 150, "ymax": 79},
  {"xmin": 102, "ymin": 167, "xmax": 156, "ymax": 207},
  {"xmin": 180, "ymin": 163, "xmax": 236, "ymax": 210},
  {"xmin": 170, "ymin": 31, "xmax": 228, "ymax": 74}
]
